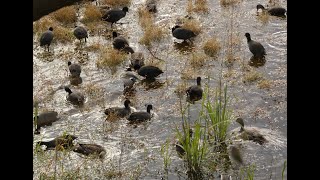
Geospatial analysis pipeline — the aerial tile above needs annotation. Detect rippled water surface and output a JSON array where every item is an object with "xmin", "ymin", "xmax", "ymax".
[{"xmin": 33, "ymin": 0, "xmax": 287, "ymax": 179}]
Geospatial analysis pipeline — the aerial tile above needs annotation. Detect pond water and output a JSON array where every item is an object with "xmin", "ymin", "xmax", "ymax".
[{"xmin": 33, "ymin": 0, "xmax": 287, "ymax": 179}]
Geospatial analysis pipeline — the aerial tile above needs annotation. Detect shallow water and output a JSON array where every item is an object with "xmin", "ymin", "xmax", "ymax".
[{"xmin": 33, "ymin": 0, "xmax": 287, "ymax": 179}]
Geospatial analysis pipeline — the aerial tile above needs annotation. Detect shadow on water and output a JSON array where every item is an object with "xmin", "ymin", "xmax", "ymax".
[
  {"xmin": 248, "ymin": 56, "xmax": 266, "ymax": 67},
  {"xmin": 69, "ymin": 76, "xmax": 83, "ymax": 86},
  {"xmin": 173, "ymin": 41, "xmax": 195, "ymax": 53},
  {"xmin": 139, "ymin": 78, "xmax": 165, "ymax": 90}
]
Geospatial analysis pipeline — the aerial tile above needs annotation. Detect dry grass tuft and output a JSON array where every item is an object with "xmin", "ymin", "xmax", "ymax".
[
  {"xmin": 102, "ymin": 0, "xmax": 131, "ymax": 7},
  {"xmin": 52, "ymin": 6, "xmax": 77, "ymax": 24},
  {"xmin": 220, "ymin": 0, "xmax": 241, "ymax": 7},
  {"xmin": 190, "ymin": 52, "xmax": 208, "ymax": 67},
  {"xmin": 182, "ymin": 19, "xmax": 201, "ymax": 35},
  {"xmin": 33, "ymin": 16, "xmax": 57, "ymax": 34},
  {"xmin": 187, "ymin": 0, "xmax": 209, "ymax": 14},
  {"xmin": 83, "ymin": 4, "xmax": 102, "ymax": 23},
  {"xmin": 139, "ymin": 25, "xmax": 165, "ymax": 46},
  {"xmin": 187, "ymin": 0, "xmax": 194, "ymax": 14},
  {"xmin": 97, "ymin": 47, "xmax": 128, "ymax": 71},
  {"xmin": 54, "ymin": 26, "xmax": 74, "ymax": 43},
  {"xmin": 243, "ymin": 71, "xmax": 262, "ymax": 83},
  {"xmin": 193, "ymin": 0, "xmax": 209, "ymax": 13},
  {"xmin": 138, "ymin": 7, "xmax": 154, "ymax": 29},
  {"xmin": 203, "ymin": 38, "xmax": 221, "ymax": 58},
  {"xmin": 180, "ymin": 66, "xmax": 198, "ymax": 80},
  {"xmin": 258, "ymin": 79, "xmax": 272, "ymax": 89}
]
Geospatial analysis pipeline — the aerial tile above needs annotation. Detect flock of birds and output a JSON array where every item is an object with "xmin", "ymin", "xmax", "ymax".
[{"xmin": 34, "ymin": 0, "xmax": 286, "ymax": 161}]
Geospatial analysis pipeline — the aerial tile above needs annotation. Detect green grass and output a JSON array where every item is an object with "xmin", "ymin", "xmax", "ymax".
[
  {"xmin": 240, "ymin": 164, "xmax": 256, "ymax": 180},
  {"xmin": 160, "ymin": 139, "xmax": 172, "ymax": 177},
  {"xmin": 203, "ymin": 83, "xmax": 232, "ymax": 145},
  {"xmin": 176, "ymin": 122, "xmax": 207, "ymax": 179},
  {"xmin": 282, "ymin": 160, "xmax": 287, "ymax": 180}
]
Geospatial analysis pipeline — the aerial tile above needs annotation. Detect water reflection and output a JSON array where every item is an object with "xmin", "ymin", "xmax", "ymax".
[
  {"xmin": 173, "ymin": 41, "xmax": 195, "ymax": 53},
  {"xmin": 139, "ymin": 78, "xmax": 165, "ymax": 90},
  {"xmin": 249, "ymin": 56, "xmax": 266, "ymax": 67},
  {"xmin": 69, "ymin": 76, "xmax": 83, "ymax": 86}
]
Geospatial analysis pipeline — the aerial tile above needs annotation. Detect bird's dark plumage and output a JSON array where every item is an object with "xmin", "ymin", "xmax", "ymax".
[{"xmin": 186, "ymin": 77, "xmax": 203, "ymax": 103}]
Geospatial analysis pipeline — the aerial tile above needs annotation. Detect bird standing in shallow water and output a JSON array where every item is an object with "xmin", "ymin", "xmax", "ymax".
[
  {"xmin": 104, "ymin": 99, "xmax": 132, "ymax": 118},
  {"xmin": 73, "ymin": 143, "xmax": 106, "ymax": 159},
  {"xmin": 40, "ymin": 27, "xmax": 54, "ymax": 52},
  {"xmin": 172, "ymin": 25, "xmax": 196, "ymax": 42},
  {"xmin": 73, "ymin": 26, "xmax": 88, "ymax": 44},
  {"xmin": 127, "ymin": 104, "xmax": 153, "ymax": 123},
  {"xmin": 34, "ymin": 111, "xmax": 59, "ymax": 134},
  {"xmin": 256, "ymin": 4, "xmax": 286, "ymax": 17},
  {"xmin": 186, "ymin": 77, "xmax": 203, "ymax": 104},
  {"xmin": 245, "ymin": 33, "xmax": 266, "ymax": 58},
  {"xmin": 102, "ymin": 7, "xmax": 128, "ymax": 27},
  {"xmin": 235, "ymin": 118, "xmax": 267, "ymax": 145},
  {"xmin": 64, "ymin": 87, "xmax": 85, "ymax": 106},
  {"xmin": 68, "ymin": 61, "xmax": 81, "ymax": 78},
  {"xmin": 112, "ymin": 31, "xmax": 129, "ymax": 50},
  {"xmin": 37, "ymin": 134, "xmax": 78, "ymax": 150}
]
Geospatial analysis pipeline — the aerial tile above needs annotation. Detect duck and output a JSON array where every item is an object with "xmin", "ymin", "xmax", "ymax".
[
  {"xmin": 104, "ymin": 99, "xmax": 131, "ymax": 118},
  {"xmin": 68, "ymin": 61, "xmax": 81, "ymax": 78},
  {"xmin": 256, "ymin": 4, "xmax": 286, "ymax": 17},
  {"xmin": 172, "ymin": 25, "xmax": 196, "ymax": 42},
  {"xmin": 127, "ymin": 104, "xmax": 153, "ymax": 123},
  {"xmin": 73, "ymin": 143, "xmax": 106, "ymax": 159},
  {"xmin": 34, "ymin": 111, "xmax": 59, "ymax": 134},
  {"xmin": 186, "ymin": 77, "xmax": 203, "ymax": 103},
  {"xmin": 102, "ymin": 7, "xmax": 129, "ymax": 27},
  {"xmin": 245, "ymin": 33, "xmax": 266, "ymax": 58},
  {"xmin": 40, "ymin": 27, "xmax": 54, "ymax": 52},
  {"xmin": 123, "ymin": 77, "xmax": 138, "ymax": 93},
  {"xmin": 64, "ymin": 87, "xmax": 85, "ymax": 106},
  {"xmin": 229, "ymin": 145, "xmax": 243, "ymax": 164},
  {"xmin": 73, "ymin": 26, "xmax": 88, "ymax": 43},
  {"xmin": 112, "ymin": 31, "xmax": 129, "ymax": 50},
  {"xmin": 175, "ymin": 128, "xmax": 193, "ymax": 157},
  {"xmin": 235, "ymin": 118, "xmax": 267, "ymax": 145},
  {"xmin": 137, "ymin": 65, "xmax": 163, "ymax": 79},
  {"xmin": 37, "ymin": 134, "xmax": 78, "ymax": 150}
]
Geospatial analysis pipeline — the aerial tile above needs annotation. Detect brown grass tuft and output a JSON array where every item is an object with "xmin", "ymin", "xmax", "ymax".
[
  {"xmin": 187, "ymin": 0, "xmax": 194, "ymax": 14},
  {"xmin": 190, "ymin": 52, "xmax": 208, "ymax": 67},
  {"xmin": 243, "ymin": 71, "xmax": 262, "ymax": 83},
  {"xmin": 54, "ymin": 26, "xmax": 74, "ymax": 43},
  {"xmin": 139, "ymin": 25, "xmax": 164, "ymax": 46},
  {"xmin": 52, "ymin": 6, "xmax": 77, "ymax": 24},
  {"xmin": 220, "ymin": 0, "xmax": 241, "ymax": 7},
  {"xmin": 193, "ymin": 0, "xmax": 209, "ymax": 13},
  {"xmin": 102, "ymin": 0, "xmax": 131, "ymax": 7},
  {"xmin": 97, "ymin": 47, "xmax": 128, "ymax": 71},
  {"xmin": 138, "ymin": 7, "xmax": 154, "ymax": 29},
  {"xmin": 33, "ymin": 16, "xmax": 57, "ymax": 34},
  {"xmin": 182, "ymin": 19, "xmax": 201, "ymax": 35},
  {"xmin": 83, "ymin": 4, "xmax": 102, "ymax": 23},
  {"xmin": 203, "ymin": 38, "xmax": 221, "ymax": 58},
  {"xmin": 258, "ymin": 79, "xmax": 272, "ymax": 89}
]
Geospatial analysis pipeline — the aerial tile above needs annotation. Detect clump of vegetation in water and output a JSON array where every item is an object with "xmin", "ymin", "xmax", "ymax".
[
  {"xmin": 203, "ymin": 37, "xmax": 221, "ymax": 58},
  {"xmin": 96, "ymin": 47, "xmax": 128, "ymax": 73},
  {"xmin": 187, "ymin": 0, "xmax": 209, "ymax": 14}
]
